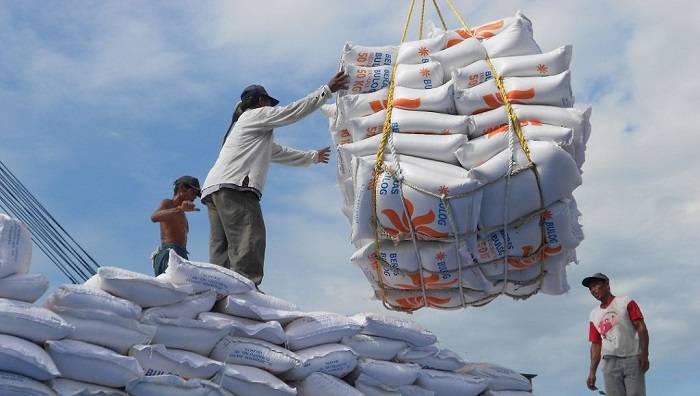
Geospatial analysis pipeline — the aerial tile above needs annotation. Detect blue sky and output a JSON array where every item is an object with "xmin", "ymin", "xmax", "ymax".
[{"xmin": 1, "ymin": 1, "xmax": 699, "ymax": 394}]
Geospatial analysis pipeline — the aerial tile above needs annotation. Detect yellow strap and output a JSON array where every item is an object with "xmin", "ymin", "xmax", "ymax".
[
  {"xmin": 444, "ymin": 0, "xmax": 532, "ymax": 162},
  {"xmin": 419, "ymin": 0, "xmax": 427, "ymax": 40},
  {"xmin": 431, "ymin": 0, "xmax": 448, "ymax": 30},
  {"xmin": 370, "ymin": 0, "xmax": 417, "ymax": 310}
]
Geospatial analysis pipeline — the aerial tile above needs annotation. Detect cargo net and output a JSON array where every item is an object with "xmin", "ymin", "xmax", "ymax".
[{"xmin": 323, "ymin": 0, "xmax": 590, "ymax": 312}]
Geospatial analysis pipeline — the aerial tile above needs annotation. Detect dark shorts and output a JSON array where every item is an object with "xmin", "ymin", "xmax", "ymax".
[{"xmin": 152, "ymin": 243, "xmax": 188, "ymax": 276}]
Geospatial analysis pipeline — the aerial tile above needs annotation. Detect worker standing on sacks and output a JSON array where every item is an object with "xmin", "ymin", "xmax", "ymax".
[{"xmin": 201, "ymin": 71, "xmax": 349, "ymax": 287}]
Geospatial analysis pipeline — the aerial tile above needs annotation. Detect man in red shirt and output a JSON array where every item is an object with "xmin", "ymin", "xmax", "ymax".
[{"xmin": 584, "ymin": 273, "xmax": 649, "ymax": 396}]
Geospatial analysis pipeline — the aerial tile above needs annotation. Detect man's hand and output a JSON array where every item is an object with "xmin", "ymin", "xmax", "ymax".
[
  {"xmin": 639, "ymin": 353, "xmax": 649, "ymax": 373},
  {"xmin": 587, "ymin": 373, "xmax": 597, "ymax": 390},
  {"xmin": 179, "ymin": 201, "xmax": 199, "ymax": 212},
  {"xmin": 328, "ymin": 71, "xmax": 349, "ymax": 93},
  {"xmin": 315, "ymin": 146, "xmax": 331, "ymax": 164}
]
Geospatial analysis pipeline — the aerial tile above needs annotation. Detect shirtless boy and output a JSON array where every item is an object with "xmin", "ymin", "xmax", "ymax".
[{"xmin": 150, "ymin": 176, "xmax": 201, "ymax": 275}]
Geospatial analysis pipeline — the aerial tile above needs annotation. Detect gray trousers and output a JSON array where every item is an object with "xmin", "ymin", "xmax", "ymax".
[
  {"xmin": 205, "ymin": 188, "xmax": 265, "ymax": 285},
  {"xmin": 603, "ymin": 355, "xmax": 646, "ymax": 396}
]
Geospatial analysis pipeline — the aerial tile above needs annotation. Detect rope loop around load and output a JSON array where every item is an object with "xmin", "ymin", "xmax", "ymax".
[{"xmin": 370, "ymin": 0, "xmax": 417, "ymax": 311}]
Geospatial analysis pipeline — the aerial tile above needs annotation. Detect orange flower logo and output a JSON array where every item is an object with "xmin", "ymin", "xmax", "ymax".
[
  {"xmin": 536, "ymin": 64, "xmax": 549, "ymax": 74},
  {"xmin": 438, "ymin": 185, "xmax": 449, "ymax": 195},
  {"xmin": 435, "ymin": 251, "xmax": 447, "ymax": 261},
  {"xmin": 473, "ymin": 88, "xmax": 536, "ymax": 114},
  {"xmin": 483, "ymin": 119, "xmax": 543, "ymax": 138},
  {"xmin": 395, "ymin": 295, "xmax": 452, "ymax": 309},
  {"xmin": 418, "ymin": 46, "xmax": 430, "ymax": 57},
  {"xmin": 381, "ymin": 198, "xmax": 448, "ymax": 239},
  {"xmin": 419, "ymin": 68, "xmax": 431, "ymax": 77}
]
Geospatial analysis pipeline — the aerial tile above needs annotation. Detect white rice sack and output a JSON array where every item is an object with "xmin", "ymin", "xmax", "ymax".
[
  {"xmin": 354, "ymin": 381, "xmax": 400, "ymax": 396},
  {"xmin": 342, "ymin": 43, "xmax": 396, "ymax": 67},
  {"xmin": 143, "ymin": 316, "xmax": 230, "ymax": 356},
  {"xmin": 44, "ymin": 285, "xmax": 142, "ymax": 320},
  {"xmin": 454, "ymin": 46, "xmax": 573, "ymax": 89},
  {"xmin": 397, "ymin": 385, "xmax": 436, "ymax": 396},
  {"xmin": 460, "ymin": 363, "xmax": 531, "ymax": 391},
  {"xmin": 429, "ymin": 38, "xmax": 486, "ymax": 82},
  {"xmin": 142, "ymin": 290, "xmax": 217, "ymax": 320},
  {"xmin": 200, "ymin": 312, "xmax": 286, "ymax": 345},
  {"xmin": 454, "ymin": 71, "xmax": 573, "ymax": 116},
  {"xmin": 320, "ymin": 104, "xmax": 353, "ymax": 147},
  {"xmin": 396, "ymin": 346, "xmax": 466, "ymax": 371},
  {"xmin": 395, "ymin": 61, "xmax": 443, "ymax": 90},
  {"xmin": 162, "ymin": 250, "xmax": 255, "ymax": 295},
  {"xmin": 285, "ymin": 312, "xmax": 363, "ymax": 350},
  {"xmin": 50, "ymin": 378, "xmax": 127, "ymax": 395},
  {"xmin": 338, "ymin": 133, "xmax": 465, "ymax": 169},
  {"xmin": 352, "ymin": 240, "xmax": 489, "ymax": 289},
  {"xmin": 341, "ymin": 334, "xmax": 408, "ymax": 361},
  {"xmin": 390, "ymin": 108, "xmax": 469, "ymax": 135},
  {"xmin": 466, "ymin": 104, "xmax": 591, "ymax": 168},
  {"xmin": 456, "ymin": 122, "xmax": 573, "ymax": 169},
  {"xmin": 126, "ymin": 375, "xmax": 234, "ymax": 396},
  {"xmin": 212, "ymin": 364, "xmax": 296, "ymax": 396},
  {"xmin": 351, "ymin": 242, "xmax": 491, "ymax": 292},
  {"xmin": 0, "ymin": 214, "xmax": 32, "ymax": 279},
  {"xmin": 355, "ymin": 358, "xmax": 421, "ymax": 388},
  {"xmin": 482, "ymin": 14, "xmax": 541, "ymax": 58},
  {"xmin": 344, "ymin": 64, "xmax": 392, "ymax": 95},
  {"xmin": 482, "ymin": 391, "xmax": 533, "ymax": 396},
  {"xmin": 297, "ymin": 372, "xmax": 363, "ymax": 396},
  {"xmin": 396, "ymin": 35, "xmax": 447, "ymax": 64},
  {"xmin": 338, "ymin": 88, "xmax": 389, "ymax": 119},
  {"xmin": 394, "ymin": 81, "xmax": 456, "ymax": 113},
  {"xmin": 0, "ymin": 298, "xmax": 74, "ymax": 343},
  {"xmin": 347, "ymin": 109, "xmax": 386, "ymax": 141},
  {"xmin": 130, "ymin": 344, "xmax": 222, "ymax": 380},
  {"xmin": 539, "ymin": 252, "xmax": 572, "ymax": 296},
  {"xmin": 383, "ymin": 288, "xmax": 497, "ymax": 310},
  {"xmin": 357, "ymin": 313, "xmax": 437, "ymax": 347},
  {"xmin": 429, "ymin": 13, "xmax": 518, "ymax": 43},
  {"xmin": 214, "ymin": 291, "xmax": 303, "ymax": 324},
  {"xmin": 52, "ymin": 307, "xmax": 156, "ymax": 354},
  {"xmin": 281, "ymin": 344, "xmax": 358, "ymax": 382},
  {"xmin": 200, "ymin": 312, "xmax": 286, "ymax": 344},
  {"xmin": 0, "ymin": 273, "xmax": 49, "ymax": 303},
  {"xmin": 470, "ymin": 141, "xmax": 581, "ymax": 228},
  {"xmin": 475, "ymin": 199, "xmax": 582, "ymax": 269},
  {"xmin": 417, "ymin": 369, "xmax": 489, "ymax": 396},
  {"xmin": 0, "ymin": 371, "xmax": 56, "ymax": 396},
  {"xmin": 210, "ymin": 336, "xmax": 300, "ymax": 374},
  {"xmin": 0, "ymin": 334, "xmax": 60, "ymax": 381},
  {"xmin": 351, "ymin": 155, "xmax": 482, "ymax": 243},
  {"xmin": 340, "ymin": 82, "xmax": 455, "ymax": 120},
  {"xmin": 45, "ymin": 339, "xmax": 142, "ymax": 388},
  {"xmin": 96, "ymin": 267, "xmax": 192, "ymax": 308}
]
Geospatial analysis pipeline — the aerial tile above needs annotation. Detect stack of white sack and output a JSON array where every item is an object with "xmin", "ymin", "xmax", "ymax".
[
  {"xmin": 323, "ymin": 11, "xmax": 590, "ymax": 311},
  {"xmin": 0, "ymin": 235, "xmax": 536, "ymax": 395},
  {"xmin": 0, "ymin": 214, "xmax": 49, "ymax": 303}
]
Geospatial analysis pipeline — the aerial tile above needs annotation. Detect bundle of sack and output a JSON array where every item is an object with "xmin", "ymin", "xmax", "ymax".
[
  {"xmin": 0, "ymin": 214, "xmax": 534, "ymax": 395},
  {"xmin": 322, "ymin": 11, "xmax": 590, "ymax": 310}
]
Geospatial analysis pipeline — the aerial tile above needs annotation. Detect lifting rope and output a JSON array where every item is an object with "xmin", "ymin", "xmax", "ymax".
[
  {"xmin": 369, "ymin": 0, "xmax": 550, "ymax": 312},
  {"xmin": 0, "ymin": 159, "xmax": 100, "ymax": 283}
]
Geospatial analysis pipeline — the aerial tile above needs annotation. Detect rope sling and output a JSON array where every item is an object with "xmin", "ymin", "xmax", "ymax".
[{"xmin": 368, "ymin": 0, "xmax": 550, "ymax": 312}]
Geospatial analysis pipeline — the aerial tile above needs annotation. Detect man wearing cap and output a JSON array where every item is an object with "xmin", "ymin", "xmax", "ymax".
[
  {"xmin": 150, "ymin": 176, "xmax": 201, "ymax": 276},
  {"xmin": 584, "ymin": 273, "xmax": 649, "ymax": 395},
  {"xmin": 201, "ymin": 71, "xmax": 349, "ymax": 286}
]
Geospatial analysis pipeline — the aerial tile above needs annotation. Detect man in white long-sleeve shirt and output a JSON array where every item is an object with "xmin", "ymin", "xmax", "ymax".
[{"xmin": 201, "ymin": 71, "xmax": 348, "ymax": 286}]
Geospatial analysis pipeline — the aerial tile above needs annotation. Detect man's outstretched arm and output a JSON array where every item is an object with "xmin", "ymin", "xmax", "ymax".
[{"xmin": 151, "ymin": 199, "xmax": 196, "ymax": 222}]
